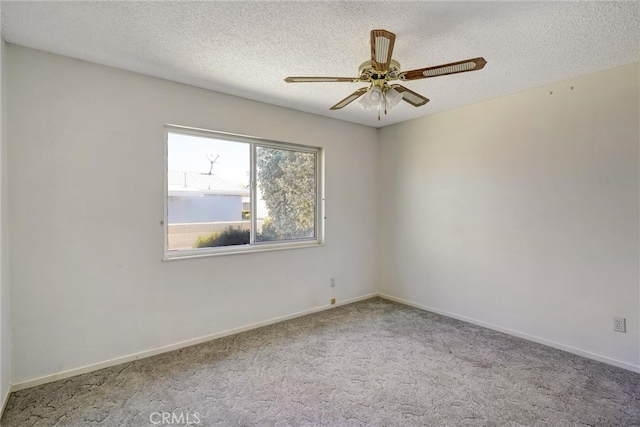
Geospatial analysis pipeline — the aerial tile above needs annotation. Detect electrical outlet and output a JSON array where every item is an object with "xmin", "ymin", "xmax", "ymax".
[
  {"xmin": 614, "ymin": 317, "xmax": 626, "ymax": 333},
  {"xmin": 330, "ymin": 278, "xmax": 335, "ymax": 287}
]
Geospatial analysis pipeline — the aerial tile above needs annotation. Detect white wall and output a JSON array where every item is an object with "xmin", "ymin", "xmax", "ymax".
[
  {"xmin": 5, "ymin": 42, "xmax": 638, "ymax": 389},
  {"xmin": 378, "ymin": 62, "xmax": 640, "ymax": 370},
  {"xmin": 7, "ymin": 45, "xmax": 378, "ymax": 384},
  {"xmin": 0, "ymin": 29, "xmax": 12, "ymax": 406}
]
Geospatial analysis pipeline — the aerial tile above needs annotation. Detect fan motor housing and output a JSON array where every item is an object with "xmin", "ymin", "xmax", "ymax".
[{"xmin": 359, "ymin": 60, "xmax": 401, "ymax": 80}]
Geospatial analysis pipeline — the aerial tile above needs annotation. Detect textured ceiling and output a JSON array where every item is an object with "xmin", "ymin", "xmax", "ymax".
[{"xmin": 1, "ymin": 1, "xmax": 639, "ymax": 128}]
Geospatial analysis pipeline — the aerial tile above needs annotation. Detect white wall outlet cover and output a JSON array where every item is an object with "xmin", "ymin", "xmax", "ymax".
[{"xmin": 613, "ymin": 317, "xmax": 626, "ymax": 333}]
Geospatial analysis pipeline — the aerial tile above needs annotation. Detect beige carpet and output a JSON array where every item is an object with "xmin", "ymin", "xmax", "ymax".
[{"xmin": 2, "ymin": 298, "xmax": 639, "ymax": 426}]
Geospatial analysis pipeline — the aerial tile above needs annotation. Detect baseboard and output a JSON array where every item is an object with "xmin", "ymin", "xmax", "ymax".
[
  {"xmin": 1, "ymin": 386, "xmax": 9, "ymax": 417},
  {"xmin": 378, "ymin": 293, "xmax": 640, "ymax": 374},
  {"xmin": 10, "ymin": 293, "xmax": 378, "ymax": 392},
  {"xmin": 12, "ymin": 290, "xmax": 634, "ymax": 395}
]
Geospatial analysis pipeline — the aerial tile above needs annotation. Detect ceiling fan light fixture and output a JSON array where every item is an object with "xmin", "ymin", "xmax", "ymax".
[
  {"xmin": 359, "ymin": 86, "xmax": 404, "ymax": 112},
  {"xmin": 385, "ymin": 87, "xmax": 403, "ymax": 109},
  {"xmin": 370, "ymin": 86, "xmax": 382, "ymax": 101},
  {"xmin": 358, "ymin": 86, "xmax": 383, "ymax": 111}
]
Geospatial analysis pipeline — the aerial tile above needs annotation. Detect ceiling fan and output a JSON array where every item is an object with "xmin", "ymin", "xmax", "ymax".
[{"xmin": 285, "ymin": 29, "xmax": 487, "ymax": 121}]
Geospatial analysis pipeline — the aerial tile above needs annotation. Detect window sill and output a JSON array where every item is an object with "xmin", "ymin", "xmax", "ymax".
[{"xmin": 162, "ymin": 240, "xmax": 324, "ymax": 261}]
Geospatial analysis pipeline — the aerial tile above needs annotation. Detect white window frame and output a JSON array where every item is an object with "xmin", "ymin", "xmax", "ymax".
[{"xmin": 163, "ymin": 125, "xmax": 324, "ymax": 260}]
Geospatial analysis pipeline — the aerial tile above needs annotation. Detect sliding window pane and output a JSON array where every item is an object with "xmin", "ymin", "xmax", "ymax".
[
  {"xmin": 256, "ymin": 146, "xmax": 316, "ymax": 242},
  {"xmin": 167, "ymin": 132, "xmax": 250, "ymax": 251}
]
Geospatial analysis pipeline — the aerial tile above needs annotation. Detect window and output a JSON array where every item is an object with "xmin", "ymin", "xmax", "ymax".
[{"xmin": 164, "ymin": 125, "xmax": 323, "ymax": 259}]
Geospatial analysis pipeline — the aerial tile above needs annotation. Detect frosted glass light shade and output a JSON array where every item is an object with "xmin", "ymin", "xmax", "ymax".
[
  {"xmin": 359, "ymin": 86, "xmax": 402, "ymax": 113},
  {"xmin": 385, "ymin": 88, "xmax": 403, "ymax": 109},
  {"xmin": 358, "ymin": 86, "xmax": 383, "ymax": 111},
  {"xmin": 370, "ymin": 86, "xmax": 382, "ymax": 101}
]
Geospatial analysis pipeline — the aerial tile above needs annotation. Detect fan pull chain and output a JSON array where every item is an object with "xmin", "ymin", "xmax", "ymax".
[{"xmin": 383, "ymin": 91, "xmax": 388, "ymax": 115}]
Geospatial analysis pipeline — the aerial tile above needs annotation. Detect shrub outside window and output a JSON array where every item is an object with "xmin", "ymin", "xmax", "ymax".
[{"xmin": 164, "ymin": 125, "xmax": 323, "ymax": 259}]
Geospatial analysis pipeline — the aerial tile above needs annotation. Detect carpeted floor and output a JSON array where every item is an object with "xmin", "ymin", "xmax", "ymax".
[{"xmin": 2, "ymin": 297, "xmax": 639, "ymax": 426}]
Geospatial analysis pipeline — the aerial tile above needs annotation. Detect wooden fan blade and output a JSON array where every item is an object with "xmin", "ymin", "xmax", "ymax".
[
  {"xmin": 389, "ymin": 85, "xmax": 430, "ymax": 107},
  {"xmin": 330, "ymin": 87, "xmax": 369, "ymax": 110},
  {"xmin": 371, "ymin": 29, "xmax": 396, "ymax": 72},
  {"xmin": 285, "ymin": 77, "xmax": 360, "ymax": 83},
  {"xmin": 402, "ymin": 57, "xmax": 487, "ymax": 81}
]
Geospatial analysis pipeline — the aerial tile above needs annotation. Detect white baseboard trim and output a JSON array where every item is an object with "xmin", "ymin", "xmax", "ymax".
[
  {"xmin": 1, "ymin": 386, "xmax": 10, "ymax": 417},
  {"xmin": 11, "ymin": 291, "xmax": 636, "ymax": 396},
  {"xmin": 10, "ymin": 293, "xmax": 378, "ymax": 393},
  {"xmin": 378, "ymin": 293, "xmax": 640, "ymax": 374}
]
